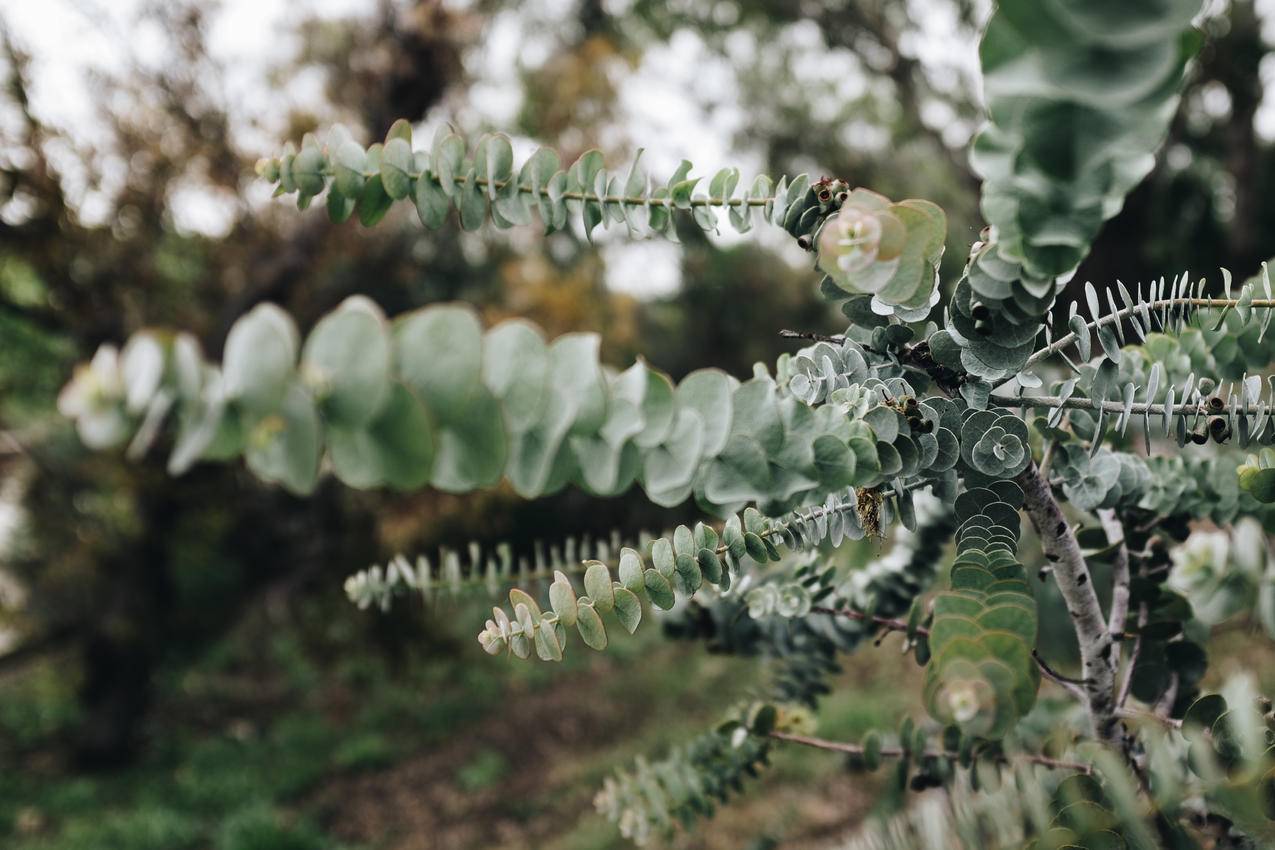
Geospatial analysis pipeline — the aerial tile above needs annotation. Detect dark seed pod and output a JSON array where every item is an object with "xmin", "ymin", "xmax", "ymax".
[
  {"xmin": 835, "ymin": 190, "xmax": 848, "ymax": 204},
  {"xmin": 1208, "ymin": 395, "xmax": 1225, "ymax": 413},
  {"xmin": 1208, "ymin": 416, "xmax": 1231, "ymax": 443},
  {"xmin": 909, "ymin": 773, "xmax": 942, "ymax": 792},
  {"xmin": 797, "ymin": 235, "xmax": 812, "ymax": 250},
  {"xmin": 1191, "ymin": 430, "xmax": 1208, "ymax": 445},
  {"xmin": 971, "ymin": 303, "xmax": 991, "ymax": 321},
  {"xmin": 904, "ymin": 397, "xmax": 920, "ymax": 413}
]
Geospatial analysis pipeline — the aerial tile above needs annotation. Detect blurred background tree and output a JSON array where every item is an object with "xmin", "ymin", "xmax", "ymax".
[{"xmin": 2, "ymin": 1, "xmax": 1274, "ymax": 848}]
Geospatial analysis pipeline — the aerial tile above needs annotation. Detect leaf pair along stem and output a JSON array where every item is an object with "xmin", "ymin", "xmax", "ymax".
[
  {"xmin": 342, "ymin": 166, "xmax": 777, "ymax": 210},
  {"xmin": 1025, "ymin": 295, "xmax": 1275, "ymax": 371},
  {"xmin": 768, "ymin": 729, "xmax": 1093, "ymax": 774}
]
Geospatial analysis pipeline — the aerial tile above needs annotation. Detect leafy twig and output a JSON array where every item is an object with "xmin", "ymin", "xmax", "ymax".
[
  {"xmin": 778, "ymin": 329, "xmax": 847, "ymax": 344},
  {"xmin": 1033, "ymin": 649, "xmax": 1087, "ymax": 701},
  {"xmin": 1024, "ymin": 295, "xmax": 1275, "ymax": 370},
  {"xmin": 768, "ymin": 730, "xmax": 1093, "ymax": 774},
  {"xmin": 811, "ymin": 605, "xmax": 924, "ymax": 636}
]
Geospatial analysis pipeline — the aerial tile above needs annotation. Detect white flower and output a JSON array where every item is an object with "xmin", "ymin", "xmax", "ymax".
[
  {"xmin": 121, "ymin": 333, "xmax": 166, "ymax": 414},
  {"xmin": 58, "ymin": 345, "xmax": 122, "ymax": 418},
  {"xmin": 58, "ymin": 345, "xmax": 132, "ymax": 449},
  {"xmin": 819, "ymin": 205, "xmax": 882, "ymax": 275}
]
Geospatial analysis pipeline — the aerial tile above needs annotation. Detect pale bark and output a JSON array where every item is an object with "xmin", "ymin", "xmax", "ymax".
[
  {"xmin": 1017, "ymin": 463, "xmax": 1129, "ymax": 750},
  {"xmin": 1098, "ymin": 508, "xmax": 1131, "ymax": 636}
]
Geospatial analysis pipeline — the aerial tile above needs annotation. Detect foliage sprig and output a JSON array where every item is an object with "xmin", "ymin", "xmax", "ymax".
[{"xmin": 56, "ymin": 0, "xmax": 1275, "ymax": 845}]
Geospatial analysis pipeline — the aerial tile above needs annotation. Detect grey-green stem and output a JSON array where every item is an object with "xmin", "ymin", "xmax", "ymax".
[
  {"xmin": 1017, "ymin": 462, "xmax": 1129, "ymax": 753},
  {"xmin": 339, "ymin": 167, "xmax": 778, "ymax": 210},
  {"xmin": 1024, "ymin": 296, "xmax": 1275, "ymax": 371},
  {"xmin": 767, "ymin": 730, "xmax": 1093, "ymax": 774},
  {"xmin": 992, "ymin": 394, "xmax": 1215, "ymax": 417}
]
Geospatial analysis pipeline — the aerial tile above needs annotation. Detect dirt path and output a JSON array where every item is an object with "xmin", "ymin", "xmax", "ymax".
[
  {"xmin": 310, "ymin": 656, "xmax": 885, "ymax": 850},
  {"xmin": 312, "ymin": 672, "xmax": 621, "ymax": 850}
]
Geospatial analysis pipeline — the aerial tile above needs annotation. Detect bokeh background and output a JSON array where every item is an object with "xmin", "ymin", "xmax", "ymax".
[{"xmin": 2, "ymin": 1, "xmax": 1275, "ymax": 848}]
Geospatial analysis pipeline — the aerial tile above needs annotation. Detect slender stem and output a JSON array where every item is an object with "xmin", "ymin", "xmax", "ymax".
[
  {"xmin": 1117, "ymin": 707, "xmax": 1183, "ymax": 730},
  {"xmin": 1033, "ymin": 649, "xmax": 1087, "ymax": 701},
  {"xmin": 1117, "ymin": 604, "xmax": 1148, "ymax": 711},
  {"xmin": 1017, "ymin": 462, "xmax": 1128, "ymax": 752},
  {"xmin": 1024, "ymin": 297, "xmax": 1275, "ymax": 370},
  {"xmin": 1154, "ymin": 673, "xmax": 1180, "ymax": 717},
  {"xmin": 0, "ymin": 431, "xmax": 28, "ymax": 456},
  {"xmin": 820, "ymin": 585, "xmax": 1091, "ymax": 699},
  {"xmin": 1099, "ymin": 509, "xmax": 1131, "ymax": 637},
  {"xmin": 779, "ymin": 329, "xmax": 846, "ymax": 344},
  {"xmin": 345, "ymin": 168, "xmax": 777, "ymax": 210},
  {"xmin": 1039, "ymin": 439, "xmax": 1058, "ymax": 481},
  {"xmin": 811, "ymin": 605, "xmax": 924, "ymax": 636},
  {"xmin": 991, "ymin": 394, "xmax": 1221, "ymax": 417},
  {"xmin": 767, "ymin": 730, "xmax": 1092, "ymax": 774},
  {"xmin": 391, "ymin": 492, "xmax": 864, "ymax": 600}
]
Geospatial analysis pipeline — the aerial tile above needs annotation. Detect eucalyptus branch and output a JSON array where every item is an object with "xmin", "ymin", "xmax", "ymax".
[
  {"xmin": 1099, "ymin": 509, "xmax": 1131, "ymax": 637},
  {"xmin": 364, "ymin": 166, "xmax": 775, "ymax": 210},
  {"xmin": 349, "ymin": 480, "xmax": 868, "ymax": 611},
  {"xmin": 1017, "ymin": 462, "xmax": 1128, "ymax": 752},
  {"xmin": 811, "ymin": 605, "xmax": 923, "ymax": 636},
  {"xmin": 767, "ymin": 730, "xmax": 1093, "ymax": 774},
  {"xmin": 1153, "ymin": 673, "xmax": 1180, "ymax": 717},
  {"xmin": 1039, "ymin": 439, "xmax": 1059, "ymax": 480},
  {"xmin": 35, "ymin": 0, "xmax": 1272, "ymax": 843},
  {"xmin": 338, "ymin": 167, "xmax": 778, "ymax": 210},
  {"xmin": 1024, "ymin": 296, "xmax": 1275, "ymax": 370},
  {"xmin": 810, "ymin": 609, "xmax": 1102, "ymax": 700},
  {"xmin": 778, "ymin": 329, "xmax": 846, "ymax": 344},
  {"xmin": 1033, "ymin": 649, "xmax": 1087, "ymax": 701},
  {"xmin": 1117, "ymin": 603, "xmax": 1148, "ymax": 711},
  {"xmin": 1117, "ymin": 707, "xmax": 1182, "ymax": 730},
  {"xmin": 991, "ymin": 394, "xmax": 1212, "ymax": 417}
]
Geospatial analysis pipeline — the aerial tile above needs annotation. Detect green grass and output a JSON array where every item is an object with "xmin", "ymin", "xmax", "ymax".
[
  {"xmin": 0, "ymin": 583, "xmax": 931, "ymax": 850},
  {"xmin": 456, "ymin": 749, "xmax": 510, "ymax": 792},
  {"xmin": 1, "ymin": 597, "xmax": 474, "ymax": 848}
]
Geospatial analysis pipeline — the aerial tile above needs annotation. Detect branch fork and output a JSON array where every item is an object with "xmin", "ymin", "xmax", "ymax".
[{"xmin": 1017, "ymin": 462, "xmax": 1130, "ymax": 753}]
